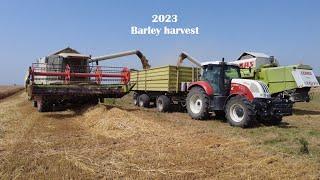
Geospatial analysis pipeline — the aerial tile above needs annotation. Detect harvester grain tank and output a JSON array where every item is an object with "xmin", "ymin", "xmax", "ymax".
[
  {"xmin": 26, "ymin": 47, "xmax": 150, "ymax": 112},
  {"xmin": 131, "ymin": 52, "xmax": 293, "ymax": 128},
  {"xmin": 231, "ymin": 52, "xmax": 319, "ymax": 102}
]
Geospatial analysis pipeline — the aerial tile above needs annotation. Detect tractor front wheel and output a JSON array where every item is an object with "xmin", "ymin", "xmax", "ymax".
[{"xmin": 225, "ymin": 96, "xmax": 255, "ymax": 128}]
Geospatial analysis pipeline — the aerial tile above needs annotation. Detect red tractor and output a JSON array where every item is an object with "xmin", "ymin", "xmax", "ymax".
[{"xmin": 180, "ymin": 53, "xmax": 293, "ymax": 127}]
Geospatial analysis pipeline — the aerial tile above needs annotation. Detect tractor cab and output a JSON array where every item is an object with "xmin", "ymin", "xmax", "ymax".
[{"xmin": 201, "ymin": 61, "xmax": 241, "ymax": 96}]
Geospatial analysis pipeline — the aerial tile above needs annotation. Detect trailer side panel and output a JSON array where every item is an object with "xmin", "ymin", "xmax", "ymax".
[{"xmin": 131, "ymin": 65, "xmax": 199, "ymax": 92}]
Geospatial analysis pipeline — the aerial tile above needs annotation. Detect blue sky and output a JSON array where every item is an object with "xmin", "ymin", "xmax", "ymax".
[{"xmin": 0, "ymin": 0, "xmax": 319, "ymax": 84}]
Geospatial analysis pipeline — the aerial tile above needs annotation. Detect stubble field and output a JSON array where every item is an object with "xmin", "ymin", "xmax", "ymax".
[{"xmin": 0, "ymin": 87, "xmax": 319, "ymax": 179}]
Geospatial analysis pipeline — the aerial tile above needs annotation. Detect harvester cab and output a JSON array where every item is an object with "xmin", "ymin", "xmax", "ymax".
[{"xmin": 177, "ymin": 52, "xmax": 292, "ymax": 127}]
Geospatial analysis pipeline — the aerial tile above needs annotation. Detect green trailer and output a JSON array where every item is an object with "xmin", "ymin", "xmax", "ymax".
[
  {"xmin": 130, "ymin": 65, "xmax": 200, "ymax": 110},
  {"xmin": 131, "ymin": 65, "xmax": 200, "ymax": 92}
]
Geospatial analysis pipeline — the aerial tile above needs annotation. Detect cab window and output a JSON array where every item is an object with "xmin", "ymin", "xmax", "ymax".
[
  {"xmin": 202, "ymin": 65, "xmax": 222, "ymax": 94},
  {"xmin": 224, "ymin": 65, "xmax": 240, "ymax": 90}
]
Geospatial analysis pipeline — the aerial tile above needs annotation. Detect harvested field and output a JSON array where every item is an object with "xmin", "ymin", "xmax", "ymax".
[
  {"xmin": 0, "ymin": 85, "xmax": 24, "ymax": 100},
  {"xmin": 0, "ymin": 91, "xmax": 319, "ymax": 179}
]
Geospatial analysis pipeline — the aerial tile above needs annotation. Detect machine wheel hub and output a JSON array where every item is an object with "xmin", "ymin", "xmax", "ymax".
[
  {"xmin": 230, "ymin": 104, "xmax": 245, "ymax": 122},
  {"xmin": 189, "ymin": 94, "xmax": 203, "ymax": 114}
]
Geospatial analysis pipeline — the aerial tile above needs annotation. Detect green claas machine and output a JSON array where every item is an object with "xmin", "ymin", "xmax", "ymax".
[
  {"xmin": 231, "ymin": 52, "xmax": 319, "ymax": 102},
  {"xmin": 131, "ymin": 52, "xmax": 293, "ymax": 128}
]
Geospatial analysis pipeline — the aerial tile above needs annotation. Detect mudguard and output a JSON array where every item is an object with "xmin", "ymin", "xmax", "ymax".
[
  {"xmin": 188, "ymin": 81, "xmax": 214, "ymax": 95},
  {"xmin": 230, "ymin": 83, "xmax": 254, "ymax": 101}
]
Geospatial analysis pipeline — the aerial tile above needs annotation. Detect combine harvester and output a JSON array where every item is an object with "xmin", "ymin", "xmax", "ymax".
[
  {"xmin": 231, "ymin": 52, "xmax": 319, "ymax": 102},
  {"xmin": 25, "ymin": 47, "xmax": 150, "ymax": 112},
  {"xmin": 131, "ymin": 52, "xmax": 293, "ymax": 128}
]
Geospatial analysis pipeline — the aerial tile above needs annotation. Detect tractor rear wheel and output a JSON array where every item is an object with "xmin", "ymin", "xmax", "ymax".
[
  {"xmin": 186, "ymin": 87, "xmax": 210, "ymax": 120},
  {"xmin": 138, "ymin": 94, "xmax": 150, "ymax": 107},
  {"xmin": 156, "ymin": 95, "xmax": 171, "ymax": 112},
  {"xmin": 225, "ymin": 96, "xmax": 255, "ymax": 128}
]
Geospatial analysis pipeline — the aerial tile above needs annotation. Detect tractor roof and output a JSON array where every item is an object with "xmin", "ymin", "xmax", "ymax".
[{"xmin": 201, "ymin": 61, "xmax": 239, "ymax": 67}]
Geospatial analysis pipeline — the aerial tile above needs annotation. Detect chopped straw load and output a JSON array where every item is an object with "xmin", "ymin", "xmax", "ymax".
[{"xmin": 82, "ymin": 105, "xmax": 160, "ymax": 138}]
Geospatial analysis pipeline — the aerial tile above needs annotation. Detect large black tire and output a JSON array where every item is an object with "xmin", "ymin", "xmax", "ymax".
[
  {"xmin": 156, "ymin": 95, "xmax": 171, "ymax": 112},
  {"xmin": 225, "ymin": 96, "xmax": 255, "ymax": 128},
  {"xmin": 186, "ymin": 87, "xmax": 210, "ymax": 120},
  {"xmin": 138, "ymin": 94, "xmax": 150, "ymax": 107},
  {"xmin": 133, "ymin": 92, "xmax": 139, "ymax": 106}
]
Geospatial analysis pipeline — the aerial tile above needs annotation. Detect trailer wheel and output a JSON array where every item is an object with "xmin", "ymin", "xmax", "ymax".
[
  {"xmin": 186, "ymin": 87, "xmax": 210, "ymax": 120},
  {"xmin": 156, "ymin": 95, "xmax": 171, "ymax": 112},
  {"xmin": 133, "ymin": 92, "xmax": 139, "ymax": 106},
  {"xmin": 225, "ymin": 96, "xmax": 255, "ymax": 128},
  {"xmin": 138, "ymin": 94, "xmax": 150, "ymax": 107}
]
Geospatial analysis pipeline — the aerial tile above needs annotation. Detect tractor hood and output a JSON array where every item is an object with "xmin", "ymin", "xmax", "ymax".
[{"xmin": 231, "ymin": 79, "xmax": 271, "ymax": 99}]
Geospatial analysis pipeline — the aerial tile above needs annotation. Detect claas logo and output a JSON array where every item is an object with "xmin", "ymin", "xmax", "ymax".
[
  {"xmin": 300, "ymin": 71, "xmax": 312, "ymax": 75},
  {"xmin": 239, "ymin": 61, "xmax": 254, "ymax": 68}
]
